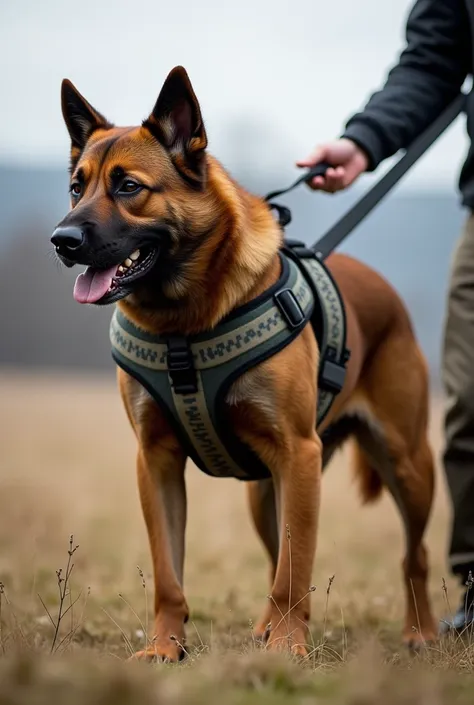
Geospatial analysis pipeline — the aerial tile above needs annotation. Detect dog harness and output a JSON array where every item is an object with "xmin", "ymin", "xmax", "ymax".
[{"xmin": 110, "ymin": 241, "xmax": 350, "ymax": 481}]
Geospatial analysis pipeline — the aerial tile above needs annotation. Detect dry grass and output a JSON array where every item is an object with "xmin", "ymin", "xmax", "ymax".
[{"xmin": 1, "ymin": 369, "xmax": 474, "ymax": 703}]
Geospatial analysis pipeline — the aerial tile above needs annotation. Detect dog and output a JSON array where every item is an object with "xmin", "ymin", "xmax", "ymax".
[{"xmin": 52, "ymin": 66, "xmax": 437, "ymax": 660}]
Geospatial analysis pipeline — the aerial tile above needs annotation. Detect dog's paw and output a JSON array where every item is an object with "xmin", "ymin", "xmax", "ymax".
[
  {"xmin": 403, "ymin": 630, "xmax": 437, "ymax": 653},
  {"xmin": 253, "ymin": 620, "xmax": 271, "ymax": 643},
  {"xmin": 265, "ymin": 624, "xmax": 309, "ymax": 657},
  {"xmin": 129, "ymin": 637, "xmax": 185, "ymax": 664}
]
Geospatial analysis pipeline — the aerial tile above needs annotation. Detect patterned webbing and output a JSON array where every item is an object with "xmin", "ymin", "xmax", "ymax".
[
  {"xmin": 171, "ymin": 371, "xmax": 247, "ymax": 478},
  {"xmin": 299, "ymin": 258, "xmax": 346, "ymax": 425},
  {"xmin": 110, "ymin": 266, "xmax": 311, "ymax": 372}
]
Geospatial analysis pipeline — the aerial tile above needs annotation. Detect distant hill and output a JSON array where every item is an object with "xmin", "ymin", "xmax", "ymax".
[{"xmin": 0, "ymin": 163, "xmax": 466, "ymax": 384}]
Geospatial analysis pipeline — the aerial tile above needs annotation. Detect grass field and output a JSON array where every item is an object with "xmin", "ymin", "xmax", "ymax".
[{"xmin": 1, "ymin": 370, "xmax": 474, "ymax": 703}]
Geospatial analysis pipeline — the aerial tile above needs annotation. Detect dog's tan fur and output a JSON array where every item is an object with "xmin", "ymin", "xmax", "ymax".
[{"xmin": 57, "ymin": 67, "xmax": 437, "ymax": 661}]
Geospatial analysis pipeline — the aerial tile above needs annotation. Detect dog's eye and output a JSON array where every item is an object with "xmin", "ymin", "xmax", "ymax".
[
  {"xmin": 70, "ymin": 182, "xmax": 82, "ymax": 198},
  {"xmin": 119, "ymin": 180, "xmax": 142, "ymax": 194}
]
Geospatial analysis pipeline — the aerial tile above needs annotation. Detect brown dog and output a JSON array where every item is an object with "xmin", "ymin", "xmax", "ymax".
[{"xmin": 52, "ymin": 66, "xmax": 437, "ymax": 660}]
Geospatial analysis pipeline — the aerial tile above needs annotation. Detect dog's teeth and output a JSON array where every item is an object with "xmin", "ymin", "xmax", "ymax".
[
  {"xmin": 124, "ymin": 258, "xmax": 132, "ymax": 267},
  {"xmin": 130, "ymin": 250, "xmax": 140, "ymax": 261},
  {"xmin": 118, "ymin": 266, "xmax": 124, "ymax": 273}
]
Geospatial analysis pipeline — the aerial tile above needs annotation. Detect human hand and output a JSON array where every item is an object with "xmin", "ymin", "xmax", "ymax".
[{"xmin": 296, "ymin": 138, "xmax": 369, "ymax": 192}]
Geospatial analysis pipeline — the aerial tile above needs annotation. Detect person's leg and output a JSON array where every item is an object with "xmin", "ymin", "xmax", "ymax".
[{"xmin": 441, "ymin": 212, "xmax": 474, "ymax": 630}]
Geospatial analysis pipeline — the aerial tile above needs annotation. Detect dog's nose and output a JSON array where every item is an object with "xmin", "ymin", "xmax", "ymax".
[{"xmin": 51, "ymin": 225, "xmax": 84, "ymax": 253}]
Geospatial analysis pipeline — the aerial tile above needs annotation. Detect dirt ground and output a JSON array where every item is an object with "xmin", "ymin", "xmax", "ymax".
[{"xmin": 1, "ymin": 369, "xmax": 474, "ymax": 704}]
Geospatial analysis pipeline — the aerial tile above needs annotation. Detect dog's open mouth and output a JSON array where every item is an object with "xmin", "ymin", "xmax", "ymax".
[{"xmin": 73, "ymin": 247, "xmax": 159, "ymax": 305}]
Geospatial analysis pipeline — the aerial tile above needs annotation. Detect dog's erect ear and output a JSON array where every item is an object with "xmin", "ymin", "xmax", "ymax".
[
  {"xmin": 61, "ymin": 79, "xmax": 112, "ymax": 156},
  {"xmin": 143, "ymin": 66, "xmax": 208, "ymax": 186}
]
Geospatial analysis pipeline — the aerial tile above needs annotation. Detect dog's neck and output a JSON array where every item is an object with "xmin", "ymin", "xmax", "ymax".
[{"xmin": 118, "ymin": 156, "xmax": 283, "ymax": 336}]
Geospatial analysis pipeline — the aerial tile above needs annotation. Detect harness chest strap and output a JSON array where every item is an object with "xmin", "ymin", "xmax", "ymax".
[{"xmin": 110, "ymin": 251, "xmax": 349, "ymax": 481}]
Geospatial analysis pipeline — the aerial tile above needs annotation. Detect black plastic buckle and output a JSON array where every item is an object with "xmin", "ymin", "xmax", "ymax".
[
  {"xmin": 283, "ymin": 239, "xmax": 317, "ymax": 259},
  {"xmin": 284, "ymin": 238, "xmax": 306, "ymax": 249},
  {"xmin": 319, "ymin": 346, "xmax": 350, "ymax": 395},
  {"xmin": 166, "ymin": 336, "xmax": 198, "ymax": 395},
  {"xmin": 274, "ymin": 289, "xmax": 306, "ymax": 329}
]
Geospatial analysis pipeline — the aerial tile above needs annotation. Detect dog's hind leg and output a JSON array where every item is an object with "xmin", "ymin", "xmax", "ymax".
[
  {"xmin": 246, "ymin": 478, "xmax": 280, "ymax": 638},
  {"xmin": 356, "ymin": 432, "xmax": 436, "ymax": 647},
  {"xmin": 398, "ymin": 440, "xmax": 437, "ymax": 647},
  {"xmin": 352, "ymin": 332, "xmax": 437, "ymax": 647}
]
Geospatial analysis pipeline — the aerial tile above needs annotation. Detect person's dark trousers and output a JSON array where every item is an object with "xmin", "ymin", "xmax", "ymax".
[{"xmin": 441, "ymin": 212, "xmax": 474, "ymax": 631}]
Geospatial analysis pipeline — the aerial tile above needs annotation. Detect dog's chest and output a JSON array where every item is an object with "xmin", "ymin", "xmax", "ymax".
[{"xmin": 110, "ymin": 251, "xmax": 349, "ymax": 482}]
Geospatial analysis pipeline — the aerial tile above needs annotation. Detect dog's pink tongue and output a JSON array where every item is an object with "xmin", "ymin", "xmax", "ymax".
[{"xmin": 73, "ymin": 265, "xmax": 118, "ymax": 304}]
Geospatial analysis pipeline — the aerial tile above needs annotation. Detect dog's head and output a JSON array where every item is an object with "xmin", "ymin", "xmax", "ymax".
[{"xmin": 52, "ymin": 66, "xmax": 217, "ymax": 306}]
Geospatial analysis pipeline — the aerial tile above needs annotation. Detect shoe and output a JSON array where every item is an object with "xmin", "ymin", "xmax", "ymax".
[{"xmin": 439, "ymin": 576, "xmax": 474, "ymax": 635}]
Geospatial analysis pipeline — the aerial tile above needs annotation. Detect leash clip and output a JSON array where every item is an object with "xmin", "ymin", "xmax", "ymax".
[{"xmin": 267, "ymin": 202, "xmax": 292, "ymax": 228}]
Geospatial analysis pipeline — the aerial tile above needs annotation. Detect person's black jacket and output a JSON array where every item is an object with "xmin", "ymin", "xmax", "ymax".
[{"xmin": 342, "ymin": 0, "xmax": 474, "ymax": 206}]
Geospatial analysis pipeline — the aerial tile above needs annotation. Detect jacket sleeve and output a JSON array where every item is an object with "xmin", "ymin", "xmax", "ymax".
[{"xmin": 342, "ymin": 0, "xmax": 471, "ymax": 170}]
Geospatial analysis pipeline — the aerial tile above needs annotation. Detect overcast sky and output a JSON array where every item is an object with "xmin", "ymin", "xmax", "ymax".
[{"xmin": 0, "ymin": 0, "xmax": 470, "ymax": 190}]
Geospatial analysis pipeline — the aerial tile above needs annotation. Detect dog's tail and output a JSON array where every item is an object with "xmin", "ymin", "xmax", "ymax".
[{"xmin": 352, "ymin": 442, "xmax": 383, "ymax": 504}]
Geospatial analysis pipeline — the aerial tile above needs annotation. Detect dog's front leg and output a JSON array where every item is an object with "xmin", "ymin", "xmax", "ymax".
[
  {"xmin": 266, "ymin": 434, "xmax": 322, "ymax": 656},
  {"xmin": 133, "ymin": 442, "xmax": 188, "ymax": 663}
]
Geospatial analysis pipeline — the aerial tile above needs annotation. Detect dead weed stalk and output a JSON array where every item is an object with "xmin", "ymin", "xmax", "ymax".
[{"xmin": 37, "ymin": 535, "xmax": 84, "ymax": 654}]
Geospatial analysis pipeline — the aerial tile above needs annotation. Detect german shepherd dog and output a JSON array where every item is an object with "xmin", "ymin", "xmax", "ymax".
[{"xmin": 52, "ymin": 66, "xmax": 437, "ymax": 660}]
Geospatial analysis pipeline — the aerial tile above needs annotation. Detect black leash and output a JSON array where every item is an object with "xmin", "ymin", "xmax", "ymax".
[{"xmin": 265, "ymin": 91, "xmax": 467, "ymax": 260}]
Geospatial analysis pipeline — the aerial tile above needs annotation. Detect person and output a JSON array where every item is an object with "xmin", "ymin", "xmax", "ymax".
[{"xmin": 297, "ymin": 0, "xmax": 474, "ymax": 633}]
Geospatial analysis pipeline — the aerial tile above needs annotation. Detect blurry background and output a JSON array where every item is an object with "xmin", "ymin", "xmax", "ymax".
[{"xmin": 0, "ymin": 0, "xmax": 469, "ymax": 381}]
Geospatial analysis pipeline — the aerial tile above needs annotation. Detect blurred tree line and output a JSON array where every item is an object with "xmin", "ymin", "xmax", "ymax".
[{"xmin": 0, "ymin": 160, "xmax": 466, "ymax": 383}]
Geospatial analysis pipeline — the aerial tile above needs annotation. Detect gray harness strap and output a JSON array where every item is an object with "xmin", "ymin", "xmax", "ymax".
[
  {"xmin": 299, "ymin": 257, "xmax": 347, "ymax": 425},
  {"xmin": 110, "ymin": 250, "xmax": 349, "ymax": 480}
]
